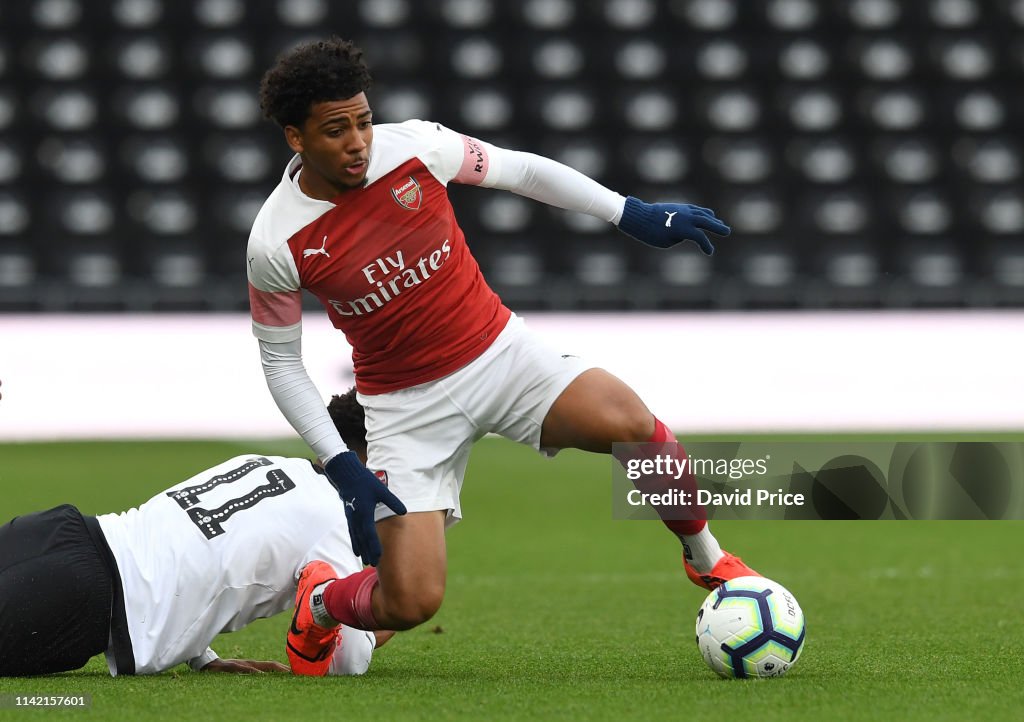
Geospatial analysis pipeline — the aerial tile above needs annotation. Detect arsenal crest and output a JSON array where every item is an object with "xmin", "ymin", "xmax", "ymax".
[
  {"xmin": 390, "ymin": 176, "xmax": 422, "ymax": 210},
  {"xmin": 373, "ymin": 469, "xmax": 389, "ymax": 486}
]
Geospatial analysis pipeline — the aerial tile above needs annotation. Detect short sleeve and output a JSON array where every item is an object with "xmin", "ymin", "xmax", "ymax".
[
  {"xmin": 247, "ymin": 234, "xmax": 302, "ymax": 342},
  {"xmin": 401, "ymin": 120, "xmax": 503, "ymax": 187}
]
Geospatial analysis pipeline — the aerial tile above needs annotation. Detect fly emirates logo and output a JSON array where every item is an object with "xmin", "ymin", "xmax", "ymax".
[{"xmin": 328, "ymin": 239, "xmax": 452, "ymax": 317}]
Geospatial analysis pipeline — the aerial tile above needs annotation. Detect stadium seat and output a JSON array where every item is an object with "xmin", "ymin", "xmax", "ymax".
[
  {"xmin": 814, "ymin": 242, "xmax": 887, "ymax": 308},
  {"xmin": 644, "ymin": 246, "xmax": 716, "ymax": 309},
  {"xmin": 1, "ymin": 0, "xmax": 1022, "ymax": 310},
  {"xmin": 895, "ymin": 243, "xmax": 968, "ymax": 307},
  {"xmin": 988, "ymin": 241, "xmax": 1024, "ymax": 305}
]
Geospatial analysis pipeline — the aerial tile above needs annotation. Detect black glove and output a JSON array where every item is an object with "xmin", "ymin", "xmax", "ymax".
[
  {"xmin": 617, "ymin": 196, "xmax": 731, "ymax": 255},
  {"xmin": 324, "ymin": 451, "xmax": 407, "ymax": 566}
]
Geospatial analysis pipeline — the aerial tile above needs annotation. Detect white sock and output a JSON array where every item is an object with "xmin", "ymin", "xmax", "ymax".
[
  {"xmin": 309, "ymin": 581, "xmax": 340, "ymax": 629},
  {"xmin": 681, "ymin": 526, "xmax": 725, "ymax": 574}
]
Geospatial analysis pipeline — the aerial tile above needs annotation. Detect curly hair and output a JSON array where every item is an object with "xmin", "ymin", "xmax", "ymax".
[
  {"xmin": 327, "ymin": 387, "xmax": 367, "ymax": 455},
  {"xmin": 259, "ymin": 37, "xmax": 373, "ymax": 129}
]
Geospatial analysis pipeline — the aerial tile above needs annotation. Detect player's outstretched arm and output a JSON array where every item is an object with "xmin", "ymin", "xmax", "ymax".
[
  {"xmin": 248, "ymin": 241, "xmax": 403, "ymax": 565},
  {"xmin": 259, "ymin": 339, "xmax": 406, "ymax": 567},
  {"xmin": 187, "ymin": 648, "xmax": 286, "ymax": 673},
  {"xmin": 200, "ymin": 658, "xmax": 290, "ymax": 674},
  {"xmin": 259, "ymin": 338, "xmax": 350, "ymax": 463},
  {"xmin": 490, "ymin": 150, "xmax": 731, "ymax": 255},
  {"xmin": 441, "ymin": 129, "xmax": 729, "ymax": 255}
]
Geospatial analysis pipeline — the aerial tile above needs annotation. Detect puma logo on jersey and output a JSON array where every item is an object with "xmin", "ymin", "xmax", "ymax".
[
  {"xmin": 303, "ymin": 235, "xmax": 330, "ymax": 259},
  {"xmin": 664, "ymin": 211, "xmax": 678, "ymax": 227},
  {"xmin": 344, "ymin": 497, "xmax": 356, "ymax": 511}
]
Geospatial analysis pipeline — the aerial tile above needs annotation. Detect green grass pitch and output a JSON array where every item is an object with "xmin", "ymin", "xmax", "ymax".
[{"xmin": 1, "ymin": 437, "xmax": 1022, "ymax": 721}]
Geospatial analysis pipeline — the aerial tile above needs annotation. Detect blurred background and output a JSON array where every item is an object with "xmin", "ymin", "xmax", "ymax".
[{"xmin": 2, "ymin": 0, "xmax": 1024, "ymax": 313}]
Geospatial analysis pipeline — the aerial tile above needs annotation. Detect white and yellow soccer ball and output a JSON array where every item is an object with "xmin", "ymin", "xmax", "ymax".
[{"xmin": 695, "ymin": 576, "xmax": 806, "ymax": 678}]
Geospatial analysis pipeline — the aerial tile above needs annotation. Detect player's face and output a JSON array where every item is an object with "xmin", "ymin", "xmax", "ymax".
[{"xmin": 286, "ymin": 93, "xmax": 374, "ymax": 196}]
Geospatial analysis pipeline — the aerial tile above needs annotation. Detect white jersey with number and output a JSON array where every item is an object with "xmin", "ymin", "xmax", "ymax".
[{"xmin": 96, "ymin": 455, "xmax": 369, "ymax": 675}]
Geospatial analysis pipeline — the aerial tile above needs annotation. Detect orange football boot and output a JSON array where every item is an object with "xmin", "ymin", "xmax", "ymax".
[
  {"xmin": 287, "ymin": 560, "xmax": 340, "ymax": 676},
  {"xmin": 684, "ymin": 551, "xmax": 761, "ymax": 590}
]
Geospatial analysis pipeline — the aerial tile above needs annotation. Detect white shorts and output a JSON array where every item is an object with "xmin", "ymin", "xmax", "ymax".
[{"xmin": 358, "ymin": 314, "xmax": 593, "ymax": 526}]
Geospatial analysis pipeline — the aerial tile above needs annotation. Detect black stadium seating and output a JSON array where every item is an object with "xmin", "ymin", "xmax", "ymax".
[{"xmin": 1, "ymin": 0, "xmax": 1022, "ymax": 311}]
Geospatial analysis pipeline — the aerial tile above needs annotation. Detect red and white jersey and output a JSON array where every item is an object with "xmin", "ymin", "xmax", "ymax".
[
  {"xmin": 247, "ymin": 120, "xmax": 512, "ymax": 395},
  {"xmin": 96, "ymin": 455, "xmax": 365, "ymax": 675}
]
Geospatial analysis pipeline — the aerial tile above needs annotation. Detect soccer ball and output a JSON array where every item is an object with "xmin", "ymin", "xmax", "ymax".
[{"xmin": 695, "ymin": 576, "xmax": 806, "ymax": 679}]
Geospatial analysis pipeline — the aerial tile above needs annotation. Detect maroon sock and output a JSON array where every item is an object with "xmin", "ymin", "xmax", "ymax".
[
  {"xmin": 614, "ymin": 417, "xmax": 707, "ymax": 537},
  {"xmin": 321, "ymin": 567, "xmax": 381, "ymax": 630}
]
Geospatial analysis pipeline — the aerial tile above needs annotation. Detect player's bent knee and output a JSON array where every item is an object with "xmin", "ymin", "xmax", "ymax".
[
  {"xmin": 590, "ymin": 373, "xmax": 655, "ymax": 442},
  {"xmin": 381, "ymin": 583, "xmax": 445, "ymax": 629},
  {"xmin": 616, "ymin": 405, "xmax": 655, "ymax": 442}
]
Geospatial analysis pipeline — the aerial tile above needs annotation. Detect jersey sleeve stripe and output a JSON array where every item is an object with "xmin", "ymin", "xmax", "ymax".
[
  {"xmin": 249, "ymin": 284, "xmax": 302, "ymax": 330},
  {"xmin": 252, "ymin": 319, "xmax": 302, "ymax": 342},
  {"xmin": 453, "ymin": 134, "xmax": 490, "ymax": 185}
]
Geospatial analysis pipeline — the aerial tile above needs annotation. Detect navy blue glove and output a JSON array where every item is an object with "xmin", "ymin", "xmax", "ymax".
[
  {"xmin": 617, "ymin": 196, "xmax": 731, "ymax": 255},
  {"xmin": 324, "ymin": 451, "xmax": 407, "ymax": 567}
]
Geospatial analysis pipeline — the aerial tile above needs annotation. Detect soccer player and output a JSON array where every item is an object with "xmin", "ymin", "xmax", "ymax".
[
  {"xmin": 247, "ymin": 38, "xmax": 756, "ymax": 647},
  {"xmin": 0, "ymin": 447, "xmax": 390, "ymax": 677}
]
